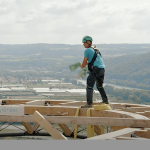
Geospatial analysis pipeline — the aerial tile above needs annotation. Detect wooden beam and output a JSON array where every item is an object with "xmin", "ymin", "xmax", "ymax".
[
  {"xmin": 2, "ymin": 99, "xmax": 73, "ymax": 105},
  {"xmin": 59, "ymin": 101, "xmax": 98, "ymax": 106},
  {"xmin": 33, "ymin": 111, "xmax": 67, "ymax": 140},
  {"xmin": 133, "ymin": 112, "xmax": 150, "ymax": 118},
  {"xmin": 3, "ymin": 100, "xmax": 148, "ymax": 108},
  {"xmin": 0, "ymin": 115, "xmax": 34, "ymax": 122},
  {"xmin": 127, "ymin": 107, "xmax": 150, "ymax": 112},
  {"xmin": 58, "ymin": 124, "xmax": 73, "ymax": 136},
  {"xmin": 42, "ymin": 100, "xmax": 73, "ymax": 105},
  {"xmin": 135, "ymin": 129, "xmax": 150, "ymax": 139},
  {"xmin": 22, "ymin": 122, "xmax": 34, "ymax": 134},
  {"xmin": 59, "ymin": 101, "xmax": 87, "ymax": 106},
  {"xmin": 119, "ymin": 108, "xmax": 137, "ymax": 113},
  {"xmin": 35, "ymin": 116, "xmax": 150, "ymax": 128},
  {"xmin": 24, "ymin": 105, "xmax": 149, "ymax": 120},
  {"xmin": 116, "ymin": 137, "xmax": 148, "ymax": 140},
  {"xmin": 110, "ymin": 103, "xmax": 149, "ymax": 110},
  {"xmin": 111, "ymin": 126, "xmax": 126, "ymax": 132},
  {"xmin": 0, "ymin": 105, "xmax": 24, "ymax": 116},
  {"xmin": 144, "ymin": 111, "xmax": 150, "ymax": 118},
  {"xmin": 86, "ymin": 128, "xmax": 142, "ymax": 140},
  {"xmin": 0, "ymin": 100, "xmax": 2, "ymax": 105},
  {"xmin": 25, "ymin": 100, "xmax": 45, "ymax": 106},
  {"xmin": 94, "ymin": 125, "xmax": 101, "ymax": 135},
  {"xmin": 1, "ymin": 116, "xmax": 150, "ymax": 128},
  {"xmin": 2, "ymin": 100, "xmax": 32, "ymax": 105},
  {"xmin": 32, "ymin": 122, "xmax": 40, "ymax": 132}
]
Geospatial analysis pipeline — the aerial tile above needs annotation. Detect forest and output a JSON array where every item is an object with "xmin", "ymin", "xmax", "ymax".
[{"xmin": 104, "ymin": 85, "xmax": 150, "ymax": 104}]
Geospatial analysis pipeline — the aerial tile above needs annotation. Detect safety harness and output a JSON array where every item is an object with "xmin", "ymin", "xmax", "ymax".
[{"xmin": 88, "ymin": 46, "xmax": 101, "ymax": 71}]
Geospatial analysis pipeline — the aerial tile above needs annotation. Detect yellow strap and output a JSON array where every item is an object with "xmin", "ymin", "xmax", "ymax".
[
  {"xmin": 100, "ymin": 125, "xmax": 105, "ymax": 134},
  {"xmin": 74, "ymin": 106, "xmax": 81, "ymax": 139},
  {"xmin": 93, "ymin": 103, "xmax": 112, "ymax": 134}
]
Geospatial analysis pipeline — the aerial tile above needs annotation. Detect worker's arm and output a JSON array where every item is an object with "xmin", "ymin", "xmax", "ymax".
[{"xmin": 80, "ymin": 57, "xmax": 88, "ymax": 69}]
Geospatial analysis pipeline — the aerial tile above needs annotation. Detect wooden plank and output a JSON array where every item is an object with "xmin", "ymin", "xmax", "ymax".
[
  {"xmin": 2, "ymin": 100, "xmax": 32, "ymax": 105},
  {"xmin": 22, "ymin": 122, "xmax": 34, "ymax": 134},
  {"xmin": 108, "ymin": 103, "xmax": 123, "ymax": 109},
  {"xmin": 94, "ymin": 125, "xmax": 101, "ymax": 135},
  {"xmin": 59, "ymin": 101, "xmax": 98, "ymax": 106},
  {"xmin": 127, "ymin": 107, "xmax": 150, "ymax": 112},
  {"xmin": 0, "ymin": 105, "xmax": 24, "ymax": 116},
  {"xmin": 43, "ymin": 100, "xmax": 73, "ymax": 105},
  {"xmin": 42, "ymin": 117, "xmax": 150, "ymax": 128},
  {"xmin": 74, "ymin": 106, "xmax": 81, "ymax": 139},
  {"xmin": 59, "ymin": 101, "xmax": 87, "ymax": 106},
  {"xmin": 111, "ymin": 126, "xmax": 126, "ymax": 132},
  {"xmin": 135, "ymin": 129, "xmax": 150, "ymax": 139},
  {"xmin": 122, "ymin": 103, "xmax": 148, "ymax": 107},
  {"xmin": 119, "ymin": 108, "xmax": 137, "ymax": 113},
  {"xmin": 120, "ymin": 108, "xmax": 150, "ymax": 114},
  {"xmin": 32, "ymin": 122, "xmax": 40, "ymax": 132},
  {"xmin": 136, "ymin": 112, "xmax": 145, "ymax": 115},
  {"xmin": 2, "ymin": 99, "xmax": 73, "ymax": 105},
  {"xmin": 144, "ymin": 111, "xmax": 150, "ymax": 118},
  {"xmin": 33, "ymin": 111, "xmax": 67, "ymax": 140},
  {"xmin": 1, "ymin": 116, "xmax": 150, "ymax": 128},
  {"xmin": 25, "ymin": 100, "xmax": 45, "ymax": 106},
  {"xmin": 133, "ymin": 112, "xmax": 150, "ymax": 118},
  {"xmin": 87, "ymin": 108, "xmax": 94, "ymax": 138},
  {"xmin": 24, "ymin": 105, "xmax": 149, "ymax": 120},
  {"xmin": 116, "ymin": 136, "xmax": 148, "ymax": 140},
  {"xmin": 2, "ymin": 100, "xmax": 148, "ymax": 108},
  {"xmin": 58, "ymin": 124, "xmax": 72, "ymax": 136},
  {"xmin": 110, "ymin": 103, "xmax": 149, "ymax": 109},
  {"xmin": 86, "ymin": 128, "xmax": 142, "ymax": 140}
]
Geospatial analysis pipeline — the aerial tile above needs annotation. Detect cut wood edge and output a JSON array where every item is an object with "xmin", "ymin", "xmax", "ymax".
[{"xmin": 33, "ymin": 111, "xmax": 67, "ymax": 140}]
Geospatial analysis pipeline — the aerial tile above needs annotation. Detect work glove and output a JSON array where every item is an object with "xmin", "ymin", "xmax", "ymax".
[
  {"xmin": 78, "ymin": 66, "xmax": 88, "ymax": 79},
  {"xmin": 69, "ymin": 62, "xmax": 81, "ymax": 71}
]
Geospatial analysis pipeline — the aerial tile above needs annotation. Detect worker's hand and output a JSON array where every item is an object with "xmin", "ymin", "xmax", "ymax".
[
  {"xmin": 78, "ymin": 66, "xmax": 88, "ymax": 79},
  {"xmin": 79, "ymin": 64, "xmax": 83, "ymax": 69}
]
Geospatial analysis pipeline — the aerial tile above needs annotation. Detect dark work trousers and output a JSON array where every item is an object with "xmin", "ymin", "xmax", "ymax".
[{"xmin": 86, "ymin": 67, "xmax": 108, "ymax": 105}]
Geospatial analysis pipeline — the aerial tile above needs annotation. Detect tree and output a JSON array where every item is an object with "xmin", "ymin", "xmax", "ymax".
[{"xmin": 140, "ymin": 93, "xmax": 150, "ymax": 103}]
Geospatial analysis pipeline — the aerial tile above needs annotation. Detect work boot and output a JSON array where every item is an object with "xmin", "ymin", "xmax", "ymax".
[
  {"xmin": 99, "ymin": 101, "xmax": 109, "ymax": 105},
  {"xmin": 81, "ymin": 104, "xmax": 92, "ymax": 108}
]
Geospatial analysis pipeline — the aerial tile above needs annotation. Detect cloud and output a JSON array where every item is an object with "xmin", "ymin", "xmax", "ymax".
[{"xmin": 0, "ymin": 0, "xmax": 150, "ymax": 44}]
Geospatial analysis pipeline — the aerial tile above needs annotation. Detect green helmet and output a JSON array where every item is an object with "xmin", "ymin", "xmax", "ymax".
[{"xmin": 82, "ymin": 35, "xmax": 93, "ymax": 43}]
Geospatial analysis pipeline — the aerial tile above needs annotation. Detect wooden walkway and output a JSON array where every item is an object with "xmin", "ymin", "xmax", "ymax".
[{"xmin": 1, "ymin": 99, "xmax": 150, "ymax": 140}]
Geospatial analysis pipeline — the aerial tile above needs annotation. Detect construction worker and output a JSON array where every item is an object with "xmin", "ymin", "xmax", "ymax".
[{"xmin": 80, "ymin": 35, "xmax": 109, "ymax": 108}]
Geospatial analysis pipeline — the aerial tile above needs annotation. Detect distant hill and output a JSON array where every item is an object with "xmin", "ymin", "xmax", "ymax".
[
  {"xmin": 105, "ymin": 52, "xmax": 150, "ymax": 89},
  {"xmin": 0, "ymin": 43, "xmax": 150, "ymax": 89},
  {"xmin": 1, "ymin": 43, "xmax": 150, "ymax": 58}
]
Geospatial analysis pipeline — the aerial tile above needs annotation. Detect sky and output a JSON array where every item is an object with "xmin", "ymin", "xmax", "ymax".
[{"xmin": 0, "ymin": 0, "xmax": 150, "ymax": 44}]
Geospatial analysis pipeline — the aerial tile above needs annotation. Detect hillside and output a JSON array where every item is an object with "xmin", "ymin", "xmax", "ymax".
[
  {"xmin": 1, "ymin": 43, "xmax": 150, "ymax": 58},
  {"xmin": 0, "ymin": 43, "xmax": 150, "ymax": 89},
  {"xmin": 105, "ymin": 52, "xmax": 150, "ymax": 89}
]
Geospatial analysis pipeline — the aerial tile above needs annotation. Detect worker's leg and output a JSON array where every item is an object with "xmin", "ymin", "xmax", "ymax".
[
  {"xmin": 86, "ymin": 72, "xmax": 96, "ymax": 105},
  {"xmin": 95, "ymin": 68, "xmax": 108, "ymax": 103}
]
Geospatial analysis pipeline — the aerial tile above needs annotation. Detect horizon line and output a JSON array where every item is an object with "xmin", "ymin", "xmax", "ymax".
[{"xmin": 1, "ymin": 43, "xmax": 150, "ymax": 45}]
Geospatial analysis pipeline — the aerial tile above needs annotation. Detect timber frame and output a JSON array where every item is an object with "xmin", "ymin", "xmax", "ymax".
[{"xmin": 1, "ymin": 99, "xmax": 150, "ymax": 140}]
